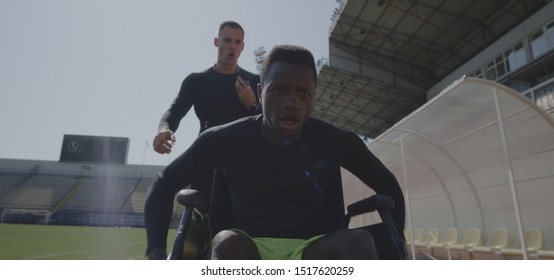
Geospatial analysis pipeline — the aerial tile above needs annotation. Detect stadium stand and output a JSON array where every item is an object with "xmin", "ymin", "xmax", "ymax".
[
  {"xmin": 59, "ymin": 176, "xmax": 139, "ymax": 212},
  {"xmin": 0, "ymin": 172, "xmax": 26, "ymax": 197},
  {"xmin": 0, "ymin": 159, "xmax": 170, "ymax": 227},
  {"xmin": 0, "ymin": 174, "xmax": 80, "ymax": 209},
  {"xmin": 119, "ymin": 177, "xmax": 153, "ymax": 213}
]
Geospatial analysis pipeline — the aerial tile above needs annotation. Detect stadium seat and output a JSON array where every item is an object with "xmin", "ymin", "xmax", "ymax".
[
  {"xmin": 537, "ymin": 249, "xmax": 554, "ymax": 259},
  {"xmin": 168, "ymin": 166, "xmax": 407, "ymax": 260},
  {"xmin": 403, "ymin": 228, "xmax": 414, "ymax": 246},
  {"xmin": 500, "ymin": 228, "xmax": 543, "ymax": 258},
  {"xmin": 414, "ymin": 228, "xmax": 439, "ymax": 247},
  {"xmin": 429, "ymin": 227, "xmax": 458, "ymax": 259},
  {"xmin": 472, "ymin": 227, "xmax": 509, "ymax": 258},
  {"xmin": 449, "ymin": 228, "xmax": 483, "ymax": 259},
  {"xmin": 403, "ymin": 229, "xmax": 411, "ymax": 245},
  {"xmin": 405, "ymin": 228, "xmax": 423, "ymax": 247}
]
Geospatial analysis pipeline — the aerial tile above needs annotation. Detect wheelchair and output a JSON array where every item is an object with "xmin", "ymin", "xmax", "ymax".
[{"xmin": 168, "ymin": 167, "xmax": 407, "ymax": 260}]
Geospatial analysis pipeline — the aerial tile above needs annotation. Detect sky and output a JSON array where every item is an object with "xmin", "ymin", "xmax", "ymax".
[{"xmin": 0, "ymin": 0, "xmax": 340, "ymax": 166}]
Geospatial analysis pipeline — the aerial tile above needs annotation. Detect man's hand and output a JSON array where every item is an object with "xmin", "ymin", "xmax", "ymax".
[
  {"xmin": 148, "ymin": 246, "xmax": 167, "ymax": 260},
  {"xmin": 153, "ymin": 130, "xmax": 176, "ymax": 154},
  {"xmin": 235, "ymin": 76, "xmax": 257, "ymax": 109}
]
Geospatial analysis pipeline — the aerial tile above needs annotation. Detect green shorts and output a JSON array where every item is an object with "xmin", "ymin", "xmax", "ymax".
[{"xmin": 234, "ymin": 229, "xmax": 323, "ymax": 260}]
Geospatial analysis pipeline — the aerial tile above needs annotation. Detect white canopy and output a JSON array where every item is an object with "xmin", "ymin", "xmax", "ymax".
[{"xmin": 343, "ymin": 77, "xmax": 554, "ymax": 257}]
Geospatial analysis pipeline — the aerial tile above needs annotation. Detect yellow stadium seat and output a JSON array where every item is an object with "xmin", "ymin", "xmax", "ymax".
[
  {"xmin": 500, "ymin": 228, "xmax": 543, "ymax": 257},
  {"xmin": 414, "ymin": 228, "xmax": 439, "ymax": 247},
  {"xmin": 473, "ymin": 227, "xmax": 509, "ymax": 254},
  {"xmin": 405, "ymin": 228, "xmax": 423, "ymax": 246},
  {"xmin": 429, "ymin": 227, "xmax": 458, "ymax": 259},
  {"xmin": 537, "ymin": 249, "xmax": 554, "ymax": 259},
  {"xmin": 449, "ymin": 228, "xmax": 482, "ymax": 259}
]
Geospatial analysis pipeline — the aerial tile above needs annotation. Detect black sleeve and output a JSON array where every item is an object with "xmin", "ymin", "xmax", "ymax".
[
  {"xmin": 158, "ymin": 75, "xmax": 196, "ymax": 132},
  {"xmin": 144, "ymin": 130, "xmax": 220, "ymax": 254},
  {"xmin": 340, "ymin": 132, "xmax": 406, "ymax": 231}
]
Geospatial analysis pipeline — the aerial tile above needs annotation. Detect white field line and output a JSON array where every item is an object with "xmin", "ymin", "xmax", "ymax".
[{"xmin": 22, "ymin": 241, "xmax": 146, "ymax": 260}]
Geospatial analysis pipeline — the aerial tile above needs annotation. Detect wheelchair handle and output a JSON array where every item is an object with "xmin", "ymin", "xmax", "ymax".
[
  {"xmin": 169, "ymin": 189, "xmax": 207, "ymax": 260},
  {"xmin": 176, "ymin": 189, "xmax": 202, "ymax": 206},
  {"xmin": 347, "ymin": 194, "xmax": 395, "ymax": 217}
]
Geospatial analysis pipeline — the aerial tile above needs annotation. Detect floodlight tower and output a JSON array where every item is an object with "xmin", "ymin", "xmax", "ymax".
[{"xmin": 254, "ymin": 46, "xmax": 266, "ymax": 73}]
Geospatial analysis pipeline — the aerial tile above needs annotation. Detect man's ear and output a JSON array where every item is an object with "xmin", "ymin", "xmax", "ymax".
[
  {"xmin": 213, "ymin": 37, "xmax": 218, "ymax": 47},
  {"xmin": 257, "ymin": 83, "xmax": 262, "ymax": 100}
]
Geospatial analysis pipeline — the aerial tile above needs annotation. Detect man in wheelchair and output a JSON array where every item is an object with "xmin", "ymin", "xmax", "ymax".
[{"xmin": 145, "ymin": 44, "xmax": 405, "ymax": 260}]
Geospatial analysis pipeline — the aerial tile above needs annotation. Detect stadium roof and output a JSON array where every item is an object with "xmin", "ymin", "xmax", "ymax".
[{"xmin": 314, "ymin": 0, "xmax": 549, "ymax": 139}]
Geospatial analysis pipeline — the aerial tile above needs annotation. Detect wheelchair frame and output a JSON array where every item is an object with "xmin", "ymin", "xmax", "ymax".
[{"xmin": 168, "ymin": 168, "xmax": 407, "ymax": 260}]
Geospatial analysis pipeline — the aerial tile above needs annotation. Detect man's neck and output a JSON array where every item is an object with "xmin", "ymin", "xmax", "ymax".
[
  {"xmin": 259, "ymin": 117, "xmax": 300, "ymax": 146},
  {"xmin": 214, "ymin": 63, "xmax": 239, "ymax": 74}
]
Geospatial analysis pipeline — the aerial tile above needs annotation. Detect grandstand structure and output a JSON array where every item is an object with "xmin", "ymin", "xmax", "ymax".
[
  {"xmin": 0, "ymin": 158, "xmax": 184, "ymax": 227},
  {"xmin": 315, "ymin": 0, "xmax": 554, "ymax": 137},
  {"xmin": 327, "ymin": 1, "xmax": 554, "ymax": 259}
]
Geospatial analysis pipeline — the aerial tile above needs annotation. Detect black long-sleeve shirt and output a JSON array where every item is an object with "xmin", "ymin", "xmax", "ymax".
[
  {"xmin": 159, "ymin": 67, "xmax": 260, "ymax": 134},
  {"xmin": 145, "ymin": 115, "xmax": 405, "ymax": 253}
]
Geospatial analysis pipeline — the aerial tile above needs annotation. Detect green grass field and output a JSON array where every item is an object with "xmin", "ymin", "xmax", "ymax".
[{"xmin": 0, "ymin": 224, "xmax": 177, "ymax": 260}]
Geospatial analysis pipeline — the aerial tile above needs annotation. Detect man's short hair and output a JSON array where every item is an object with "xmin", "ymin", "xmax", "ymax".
[
  {"xmin": 218, "ymin": 20, "xmax": 244, "ymax": 36},
  {"xmin": 260, "ymin": 45, "xmax": 317, "ymax": 85}
]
